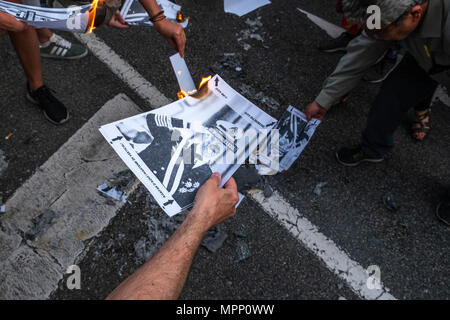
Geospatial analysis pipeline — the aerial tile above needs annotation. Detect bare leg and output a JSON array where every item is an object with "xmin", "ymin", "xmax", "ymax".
[
  {"xmin": 36, "ymin": 28, "xmax": 53, "ymax": 44},
  {"xmin": 7, "ymin": 0, "xmax": 43, "ymax": 91},
  {"xmin": 8, "ymin": 26, "xmax": 43, "ymax": 91}
]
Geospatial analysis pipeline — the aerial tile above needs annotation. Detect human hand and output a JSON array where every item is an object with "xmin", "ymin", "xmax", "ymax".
[
  {"xmin": 154, "ymin": 18, "xmax": 186, "ymax": 58},
  {"xmin": 189, "ymin": 172, "xmax": 239, "ymax": 233},
  {"xmin": 305, "ymin": 101, "xmax": 328, "ymax": 121},
  {"xmin": 0, "ymin": 11, "xmax": 27, "ymax": 34},
  {"xmin": 108, "ymin": 10, "xmax": 130, "ymax": 29}
]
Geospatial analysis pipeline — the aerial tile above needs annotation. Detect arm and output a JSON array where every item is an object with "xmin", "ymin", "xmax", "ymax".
[
  {"xmin": 305, "ymin": 32, "xmax": 391, "ymax": 120},
  {"xmin": 139, "ymin": 0, "xmax": 186, "ymax": 57},
  {"xmin": 0, "ymin": 11, "xmax": 27, "ymax": 34},
  {"xmin": 106, "ymin": 172, "xmax": 239, "ymax": 300}
]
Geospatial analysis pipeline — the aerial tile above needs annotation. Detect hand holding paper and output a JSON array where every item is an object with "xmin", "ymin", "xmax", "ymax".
[
  {"xmin": 190, "ymin": 173, "xmax": 239, "ymax": 232},
  {"xmin": 0, "ymin": 10, "xmax": 27, "ymax": 34},
  {"xmin": 155, "ymin": 18, "xmax": 186, "ymax": 57}
]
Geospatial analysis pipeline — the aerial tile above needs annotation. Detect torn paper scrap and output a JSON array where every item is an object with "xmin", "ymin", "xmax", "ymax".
[
  {"xmin": 224, "ymin": 0, "xmax": 271, "ymax": 17},
  {"xmin": 277, "ymin": 106, "xmax": 320, "ymax": 171},
  {"xmin": 297, "ymin": 8, "xmax": 346, "ymax": 39},
  {"xmin": 170, "ymin": 53, "xmax": 196, "ymax": 95},
  {"xmin": 121, "ymin": 0, "xmax": 189, "ymax": 28},
  {"xmin": 0, "ymin": 0, "xmax": 90, "ymax": 32},
  {"xmin": 0, "ymin": 205, "xmax": 5, "ymax": 214},
  {"xmin": 100, "ymin": 75, "xmax": 276, "ymax": 216},
  {"xmin": 97, "ymin": 183, "xmax": 128, "ymax": 203},
  {"xmin": 256, "ymin": 106, "xmax": 320, "ymax": 175}
]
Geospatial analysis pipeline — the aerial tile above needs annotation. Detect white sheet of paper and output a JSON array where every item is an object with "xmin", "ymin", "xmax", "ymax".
[
  {"xmin": 297, "ymin": 8, "xmax": 346, "ymax": 39},
  {"xmin": 224, "ymin": 0, "xmax": 271, "ymax": 17},
  {"xmin": 99, "ymin": 75, "xmax": 277, "ymax": 216},
  {"xmin": 170, "ymin": 53, "xmax": 196, "ymax": 94}
]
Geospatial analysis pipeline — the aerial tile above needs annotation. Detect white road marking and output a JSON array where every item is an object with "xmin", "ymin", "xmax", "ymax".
[
  {"xmin": 74, "ymin": 33, "xmax": 171, "ymax": 108},
  {"xmin": 297, "ymin": 8, "xmax": 346, "ymax": 39},
  {"xmin": 250, "ymin": 190, "xmax": 396, "ymax": 300},
  {"xmin": 0, "ymin": 94, "xmax": 142, "ymax": 299}
]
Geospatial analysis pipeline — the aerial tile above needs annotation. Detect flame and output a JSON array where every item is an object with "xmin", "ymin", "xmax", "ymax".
[
  {"xmin": 177, "ymin": 90, "xmax": 188, "ymax": 100},
  {"xmin": 88, "ymin": 0, "xmax": 100, "ymax": 33},
  {"xmin": 176, "ymin": 11, "xmax": 186, "ymax": 22},
  {"xmin": 177, "ymin": 76, "xmax": 212, "ymax": 100},
  {"xmin": 198, "ymin": 75, "xmax": 212, "ymax": 90}
]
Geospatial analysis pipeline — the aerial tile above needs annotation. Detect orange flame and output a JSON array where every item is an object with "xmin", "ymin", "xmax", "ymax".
[
  {"xmin": 198, "ymin": 75, "xmax": 212, "ymax": 90},
  {"xmin": 88, "ymin": 0, "xmax": 100, "ymax": 33},
  {"xmin": 177, "ymin": 76, "xmax": 212, "ymax": 100},
  {"xmin": 177, "ymin": 90, "xmax": 188, "ymax": 100}
]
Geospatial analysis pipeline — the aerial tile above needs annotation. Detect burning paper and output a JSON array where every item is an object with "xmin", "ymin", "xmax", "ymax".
[
  {"xmin": 0, "ymin": 0, "xmax": 91, "ymax": 32},
  {"xmin": 170, "ymin": 53, "xmax": 196, "ymax": 96},
  {"xmin": 100, "ymin": 75, "xmax": 276, "ymax": 216},
  {"xmin": 120, "ymin": 0, "xmax": 188, "ymax": 27},
  {"xmin": 224, "ymin": 0, "xmax": 271, "ymax": 17},
  {"xmin": 256, "ymin": 106, "xmax": 320, "ymax": 175}
]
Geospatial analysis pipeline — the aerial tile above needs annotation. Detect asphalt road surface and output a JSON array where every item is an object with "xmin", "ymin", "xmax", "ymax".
[{"xmin": 0, "ymin": 0, "xmax": 449, "ymax": 300}]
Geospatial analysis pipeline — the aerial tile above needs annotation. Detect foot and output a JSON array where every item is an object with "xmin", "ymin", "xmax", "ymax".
[
  {"xmin": 26, "ymin": 84, "xmax": 70, "ymax": 125},
  {"xmin": 363, "ymin": 53, "xmax": 403, "ymax": 83},
  {"xmin": 436, "ymin": 190, "xmax": 450, "ymax": 227},
  {"xmin": 335, "ymin": 145, "xmax": 384, "ymax": 167},
  {"xmin": 317, "ymin": 32, "xmax": 355, "ymax": 53},
  {"xmin": 40, "ymin": 33, "xmax": 88, "ymax": 59},
  {"xmin": 411, "ymin": 109, "xmax": 431, "ymax": 141}
]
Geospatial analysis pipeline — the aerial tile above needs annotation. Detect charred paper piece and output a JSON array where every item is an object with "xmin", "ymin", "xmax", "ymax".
[
  {"xmin": 170, "ymin": 53, "xmax": 196, "ymax": 95},
  {"xmin": 202, "ymin": 228, "xmax": 228, "ymax": 253},
  {"xmin": 224, "ymin": 0, "xmax": 271, "ymax": 17},
  {"xmin": 120, "ymin": 0, "xmax": 188, "ymax": 28},
  {"xmin": 0, "ymin": 0, "xmax": 90, "ymax": 32},
  {"xmin": 100, "ymin": 75, "xmax": 276, "ymax": 216},
  {"xmin": 235, "ymin": 240, "xmax": 251, "ymax": 262}
]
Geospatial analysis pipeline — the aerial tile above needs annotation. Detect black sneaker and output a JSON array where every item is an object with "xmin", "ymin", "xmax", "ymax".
[
  {"xmin": 436, "ymin": 190, "xmax": 450, "ymax": 227},
  {"xmin": 335, "ymin": 146, "xmax": 384, "ymax": 167},
  {"xmin": 317, "ymin": 32, "xmax": 355, "ymax": 53},
  {"xmin": 26, "ymin": 84, "xmax": 70, "ymax": 125}
]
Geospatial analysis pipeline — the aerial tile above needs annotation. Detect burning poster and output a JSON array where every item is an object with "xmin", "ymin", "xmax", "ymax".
[
  {"xmin": 100, "ymin": 75, "xmax": 277, "ymax": 216},
  {"xmin": 0, "ymin": 0, "xmax": 91, "ymax": 32},
  {"xmin": 120, "ymin": 0, "xmax": 188, "ymax": 27}
]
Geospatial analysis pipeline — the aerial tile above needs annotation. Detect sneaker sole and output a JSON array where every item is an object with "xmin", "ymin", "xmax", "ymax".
[
  {"xmin": 26, "ymin": 92, "xmax": 70, "ymax": 125},
  {"xmin": 40, "ymin": 49, "xmax": 88, "ymax": 60},
  {"xmin": 335, "ymin": 152, "xmax": 384, "ymax": 167}
]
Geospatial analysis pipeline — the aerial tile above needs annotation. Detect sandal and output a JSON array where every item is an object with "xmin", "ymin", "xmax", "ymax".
[{"xmin": 411, "ymin": 108, "xmax": 431, "ymax": 141}]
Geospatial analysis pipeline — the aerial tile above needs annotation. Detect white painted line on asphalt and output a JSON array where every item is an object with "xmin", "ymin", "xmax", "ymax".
[
  {"xmin": 250, "ymin": 190, "xmax": 397, "ymax": 300},
  {"xmin": 297, "ymin": 8, "xmax": 346, "ymax": 39},
  {"xmin": 75, "ymin": 33, "xmax": 171, "ymax": 108},
  {"xmin": 0, "ymin": 94, "xmax": 142, "ymax": 299}
]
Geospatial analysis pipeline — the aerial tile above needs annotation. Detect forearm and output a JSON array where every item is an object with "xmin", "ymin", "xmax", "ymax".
[
  {"xmin": 316, "ymin": 32, "xmax": 391, "ymax": 109},
  {"xmin": 139, "ymin": 0, "xmax": 162, "ymax": 17},
  {"xmin": 106, "ymin": 210, "xmax": 207, "ymax": 300}
]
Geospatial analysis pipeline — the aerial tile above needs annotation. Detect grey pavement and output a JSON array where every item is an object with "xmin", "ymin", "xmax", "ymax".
[{"xmin": 0, "ymin": 0, "xmax": 449, "ymax": 300}]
